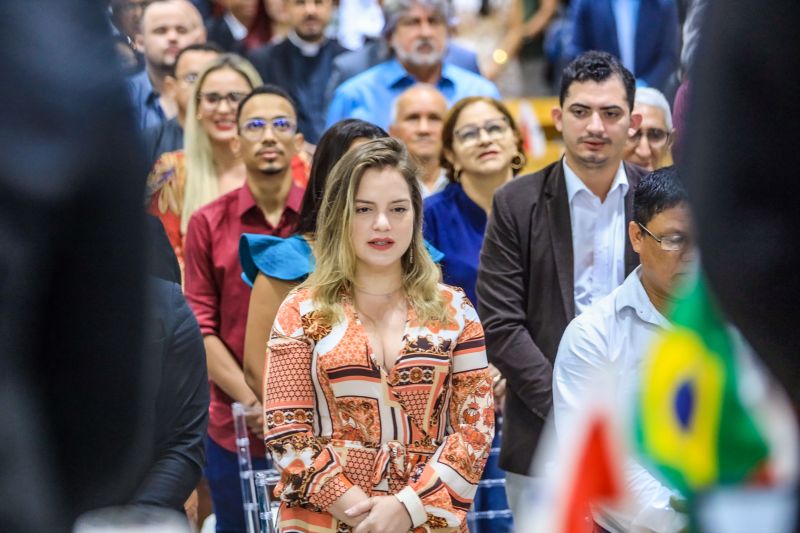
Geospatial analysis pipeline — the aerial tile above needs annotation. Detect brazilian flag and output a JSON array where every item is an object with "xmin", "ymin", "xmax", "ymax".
[{"xmin": 634, "ymin": 275, "xmax": 769, "ymax": 497}]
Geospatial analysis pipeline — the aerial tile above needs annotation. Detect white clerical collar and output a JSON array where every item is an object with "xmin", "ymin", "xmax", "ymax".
[
  {"xmin": 224, "ymin": 11, "xmax": 248, "ymax": 41},
  {"xmin": 287, "ymin": 30, "xmax": 324, "ymax": 57}
]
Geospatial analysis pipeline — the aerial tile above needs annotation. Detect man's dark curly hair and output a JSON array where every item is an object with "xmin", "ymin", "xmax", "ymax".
[{"xmin": 560, "ymin": 50, "xmax": 636, "ymax": 110}]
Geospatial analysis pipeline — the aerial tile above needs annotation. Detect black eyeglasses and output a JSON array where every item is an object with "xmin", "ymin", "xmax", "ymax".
[
  {"xmin": 197, "ymin": 91, "xmax": 248, "ymax": 109},
  {"xmin": 240, "ymin": 117, "xmax": 297, "ymax": 141},
  {"xmin": 637, "ymin": 222, "xmax": 690, "ymax": 252},
  {"xmin": 629, "ymin": 128, "xmax": 670, "ymax": 147},
  {"xmin": 454, "ymin": 118, "xmax": 510, "ymax": 146}
]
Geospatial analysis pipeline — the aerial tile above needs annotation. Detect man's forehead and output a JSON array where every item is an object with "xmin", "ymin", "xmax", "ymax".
[
  {"xmin": 398, "ymin": 90, "xmax": 446, "ymax": 114},
  {"xmin": 240, "ymin": 94, "xmax": 297, "ymax": 120},
  {"xmin": 401, "ymin": 3, "xmax": 444, "ymax": 20},
  {"xmin": 563, "ymin": 77, "xmax": 628, "ymax": 107},
  {"xmin": 635, "ymin": 103, "xmax": 668, "ymax": 127},
  {"xmin": 142, "ymin": 1, "xmax": 193, "ymax": 30},
  {"xmin": 176, "ymin": 50, "xmax": 219, "ymax": 73}
]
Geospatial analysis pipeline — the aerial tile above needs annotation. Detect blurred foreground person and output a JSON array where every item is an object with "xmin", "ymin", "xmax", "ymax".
[
  {"xmin": 684, "ymin": 3, "xmax": 800, "ymax": 529},
  {"xmin": 263, "ymin": 137, "xmax": 494, "ymax": 531},
  {"xmin": 683, "ymin": 0, "xmax": 800, "ymax": 404},
  {"xmin": 0, "ymin": 0, "xmax": 149, "ymax": 530},
  {"xmin": 553, "ymin": 167, "xmax": 692, "ymax": 533}
]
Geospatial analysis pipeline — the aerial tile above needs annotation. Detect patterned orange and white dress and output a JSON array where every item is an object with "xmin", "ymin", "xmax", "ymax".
[{"xmin": 264, "ymin": 285, "xmax": 495, "ymax": 532}]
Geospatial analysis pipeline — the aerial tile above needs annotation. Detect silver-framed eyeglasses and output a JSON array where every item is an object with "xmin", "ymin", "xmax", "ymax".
[
  {"xmin": 198, "ymin": 91, "xmax": 248, "ymax": 109},
  {"xmin": 454, "ymin": 118, "xmax": 510, "ymax": 146},
  {"xmin": 240, "ymin": 117, "xmax": 297, "ymax": 141},
  {"xmin": 629, "ymin": 127, "xmax": 670, "ymax": 147},
  {"xmin": 637, "ymin": 222, "xmax": 690, "ymax": 252}
]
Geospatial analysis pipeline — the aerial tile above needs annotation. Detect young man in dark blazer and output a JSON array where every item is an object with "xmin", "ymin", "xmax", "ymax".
[{"xmin": 476, "ymin": 50, "xmax": 647, "ymax": 522}]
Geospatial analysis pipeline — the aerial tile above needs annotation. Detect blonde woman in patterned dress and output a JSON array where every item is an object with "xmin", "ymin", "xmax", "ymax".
[{"xmin": 263, "ymin": 137, "xmax": 495, "ymax": 532}]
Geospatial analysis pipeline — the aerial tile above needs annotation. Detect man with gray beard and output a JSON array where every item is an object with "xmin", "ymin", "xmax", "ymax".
[{"xmin": 325, "ymin": 0, "xmax": 499, "ymax": 130}]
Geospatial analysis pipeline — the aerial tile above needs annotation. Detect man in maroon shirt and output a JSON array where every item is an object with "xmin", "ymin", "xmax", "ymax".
[{"xmin": 183, "ymin": 85, "xmax": 305, "ymax": 533}]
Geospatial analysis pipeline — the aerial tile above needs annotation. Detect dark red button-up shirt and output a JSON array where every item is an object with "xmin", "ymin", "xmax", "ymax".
[{"xmin": 184, "ymin": 182, "xmax": 304, "ymax": 454}]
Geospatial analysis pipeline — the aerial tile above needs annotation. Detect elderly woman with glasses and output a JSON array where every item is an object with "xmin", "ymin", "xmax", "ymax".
[
  {"xmin": 422, "ymin": 96, "xmax": 525, "ymax": 533},
  {"xmin": 146, "ymin": 53, "xmax": 271, "ymax": 268}
]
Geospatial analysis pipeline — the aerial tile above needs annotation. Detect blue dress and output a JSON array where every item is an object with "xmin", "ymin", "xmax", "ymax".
[
  {"xmin": 423, "ymin": 182, "xmax": 514, "ymax": 533},
  {"xmin": 239, "ymin": 233, "xmax": 445, "ymax": 285}
]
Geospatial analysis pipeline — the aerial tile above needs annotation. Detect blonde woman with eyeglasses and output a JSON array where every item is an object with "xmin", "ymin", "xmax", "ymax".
[{"xmin": 146, "ymin": 53, "xmax": 262, "ymax": 266}]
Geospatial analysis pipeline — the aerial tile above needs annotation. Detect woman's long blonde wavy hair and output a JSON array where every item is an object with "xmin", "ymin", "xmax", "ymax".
[
  {"xmin": 181, "ymin": 54, "xmax": 262, "ymax": 233},
  {"xmin": 302, "ymin": 137, "xmax": 448, "ymax": 325}
]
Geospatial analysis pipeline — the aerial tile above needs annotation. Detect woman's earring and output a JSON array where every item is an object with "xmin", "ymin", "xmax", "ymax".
[
  {"xmin": 409, "ymin": 246, "xmax": 414, "ymax": 265},
  {"xmin": 454, "ymin": 167, "xmax": 462, "ymax": 182},
  {"xmin": 510, "ymin": 151, "xmax": 526, "ymax": 171}
]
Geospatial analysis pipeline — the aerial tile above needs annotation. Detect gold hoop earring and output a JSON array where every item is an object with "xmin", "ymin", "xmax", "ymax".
[{"xmin": 510, "ymin": 151, "xmax": 526, "ymax": 171}]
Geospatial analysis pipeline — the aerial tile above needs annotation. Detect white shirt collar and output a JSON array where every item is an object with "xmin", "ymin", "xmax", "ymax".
[
  {"xmin": 562, "ymin": 158, "xmax": 629, "ymax": 203},
  {"xmin": 614, "ymin": 266, "xmax": 670, "ymax": 328},
  {"xmin": 224, "ymin": 11, "xmax": 248, "ymax": 41},
  {"xmin": 287, "ymin": 30, "xmax": 324, "ymax": 57}
]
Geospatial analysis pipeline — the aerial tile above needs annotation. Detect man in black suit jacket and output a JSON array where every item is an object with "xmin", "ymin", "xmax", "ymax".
[
  {"xmin": 248, "ymin": 0, "xmax": 346, "ymax": 144},
  {"xmin": 476, "ymin": 51, "xmax": 647, "ymax": 521}
]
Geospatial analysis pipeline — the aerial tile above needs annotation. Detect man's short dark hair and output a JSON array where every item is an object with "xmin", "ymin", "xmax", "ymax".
[
  {"xmin": 633, "ymin": 166, "xmax": 689, "ymax": 225},
  {"xmin": 560, "ymin": 50, "xmax": 636, "ymax": 110},
  {"xmin": 174, "ymin": 43, "xmax": 223, "ymax": 69},
  {"xmin": 235, "ymin": 85, "xmax": 298, "ymax": 125}
]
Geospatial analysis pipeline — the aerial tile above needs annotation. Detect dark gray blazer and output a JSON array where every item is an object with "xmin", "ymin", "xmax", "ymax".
[{"xmin": 476, "ymin": 159, "xmax": 645, "ymax": 475}]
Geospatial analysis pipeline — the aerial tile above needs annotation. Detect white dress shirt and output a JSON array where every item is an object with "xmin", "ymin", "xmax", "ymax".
[
  {"xmin": 553, "ymin": 267, "xmax": 687, "ymax": 533},
  {"xmin": 563, "ymin": 159, "xmax": 629, "ymax": 316}
]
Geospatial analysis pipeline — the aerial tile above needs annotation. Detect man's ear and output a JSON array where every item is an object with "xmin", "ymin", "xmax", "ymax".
[
  {"xmin": 134, "ymin": 33, "xmax": 145, "ymax": 54},
  {"xmin": 293, "ymin": 132, "xmax": 305, "ymax": 153},
  {"xmin": 628, "ymin": 220, "xmax": 643, "ymax": 254},
  {"xmin": 629, "ymin": 111, "xmax": 643, "ymax": 131},
  {"xmin": 552, "ymin": 107, "xmax": 563, "ymax": 133}
]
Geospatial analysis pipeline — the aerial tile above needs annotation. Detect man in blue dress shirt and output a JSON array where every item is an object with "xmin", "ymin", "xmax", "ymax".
[{"xmin": 326, "ymin": 0, "xmax": 500, "ymax": 130}]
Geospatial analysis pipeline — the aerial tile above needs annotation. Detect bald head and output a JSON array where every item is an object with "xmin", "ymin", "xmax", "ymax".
[
  {"xmin": 389, "ymin": 84, "xmax": 448, "ymax": 164},
  {"xmin": 137, "ymin": 0, "xmax": 206, "ymax": 72}
]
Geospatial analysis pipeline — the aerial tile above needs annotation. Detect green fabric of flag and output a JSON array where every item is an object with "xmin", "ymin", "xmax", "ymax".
[{"xmin": 635, "ymin": 274, "xmax": 769, "ymax": 496}]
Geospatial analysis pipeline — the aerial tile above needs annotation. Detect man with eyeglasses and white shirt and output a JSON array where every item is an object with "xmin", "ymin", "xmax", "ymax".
[
  {"xmin": 183, "ymin": 84, "xmax": 305, "ymax": 533},
  {"xmin": 553, "ymin": 166, "xmax": 693, "ymax": 533}
]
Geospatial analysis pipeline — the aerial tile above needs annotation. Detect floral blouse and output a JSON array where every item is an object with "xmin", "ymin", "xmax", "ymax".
[
  {"xmin": 264, "ymin": 285, "xmax": 495, "ymax": 532},
  {"xmin": 146, "ymin": 150, "xmax": 186, "ymax": 265}
]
